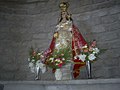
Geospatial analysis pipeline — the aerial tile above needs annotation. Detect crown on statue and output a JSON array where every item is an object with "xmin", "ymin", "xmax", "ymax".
[{"xmin": 59, "ymin": 2, "xmax": 69, "ymax": 12}]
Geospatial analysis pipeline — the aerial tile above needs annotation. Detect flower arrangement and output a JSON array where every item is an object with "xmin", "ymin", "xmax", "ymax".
[
  {"xmin": 28, "ymin": 47, "xmax": 43, "ymax": 64},
  {"xmin": 74, "ymin": 40, "xmax": 100, "ymax": 62},
  {"xmin": 45, "ymin": 47, "xmax": 72, "ymax": 69},
  {"xmin": 28, "ymin": 47, "xmax": 46, "ymax": 73}
]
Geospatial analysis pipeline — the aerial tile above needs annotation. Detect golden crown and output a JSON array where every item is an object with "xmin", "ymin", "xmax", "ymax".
[{"xmin": 59, "ymin": 2, "xmax": 69, "ymax": 12}]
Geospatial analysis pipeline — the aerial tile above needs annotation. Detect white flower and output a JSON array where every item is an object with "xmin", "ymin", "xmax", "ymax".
[
  {"xmin": 56, "ymin": 63, "xmax": 58, "ymax": 65},
  {"xmin": 32, "ymin": 59, "xmax": 35, "ymax": 62},
  {"xmin": 74, "ymin": 56, "xmax": 77, "ymax": 59},
  {"xmin": 29, "ymin": 62, "xmax": 34, "ymax": 68},
  {"xmin": 36, "ymin": 60, "xmax": 46, "ymax": 73},
  {"xmin": 62, "ymin": 58, "xmax": 65, "ymax": 61},
  {"xmin": 49, "ymin": 58, "xmax": 54, "ymax": 60},
  {"xmin": 29, "ymin": 62, "xmax": 35, "ymax": 73},
  {"xmin": 93, "ymin": 48, "xmax": 100, "ymax": 54},
  {"xmin": 28, "ymin": 58, "xmax": 30, "ymax": 61},
  {"xmin": 55, "ymin": 59, "xmax": 61, "ymax": 62},
  {"xmin": 88, "ymin": 54, "xmax": 96, "ymax": 61},
  {"xmin": 78, "ymin": 54, "xmax": 86, "ymax": 62},
  {"xmin": 82, "ymin": 45, "xmax": 88, "ymax": 48},
  {"xmin": 49, "ymin": 58, "xmax": 54, "ymax": 62},
  {"xmin": 60, "ymin": 61, "xmax": 62, "ymax": 63},
  {"xmin": 37, "ymin": 52, "xmax": 42, "ymax": 55}
]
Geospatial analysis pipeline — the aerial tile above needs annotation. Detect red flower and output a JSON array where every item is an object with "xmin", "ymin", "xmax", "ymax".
[
  {"xmin": 91, "ymin": 40, "xmax": 96, "ymax": 47},
  {"xmin": 58, "ymin": 63, "xmax": 63, "ymax": 68}
]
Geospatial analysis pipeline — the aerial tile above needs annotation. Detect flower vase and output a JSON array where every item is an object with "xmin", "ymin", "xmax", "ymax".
[
  {"xmin": 61, "ymin": 63, "xmax": 73, "ymax": 80},
  {"xmin": 86, "ymin": 60, "xmax": 92, "ymax": 79},
  {"xmin": 55, "ymin": 69, "xmax": 62, "ymax": 80},
  {"xmin": 35, "ymin": 66, "xmax": 40, "ymax": 80}
]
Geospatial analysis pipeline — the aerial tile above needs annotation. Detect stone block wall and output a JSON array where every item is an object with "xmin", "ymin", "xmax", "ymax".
[{"xmin": 0, "ymin": 0, "xmax": 120, "ymax": 80}]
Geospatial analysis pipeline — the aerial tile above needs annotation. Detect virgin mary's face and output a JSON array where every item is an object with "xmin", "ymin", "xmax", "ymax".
[{"xmin": 61, "ymin": 11, "xmax": 67, "ymax": 19}]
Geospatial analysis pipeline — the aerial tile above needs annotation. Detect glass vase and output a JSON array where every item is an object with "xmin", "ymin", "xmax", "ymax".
[
  {"xmin": 35, "ymin": 66, "xmax": 40, "ymax": 80},
  {"xmin": 86, "ymin": 60, "xmax": 92, "ymax": 79}
]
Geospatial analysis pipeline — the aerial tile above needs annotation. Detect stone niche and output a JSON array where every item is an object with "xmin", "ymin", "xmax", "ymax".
[{"xmin": 0, "ymin": 0, "xmax": 120, "ymax": 80}]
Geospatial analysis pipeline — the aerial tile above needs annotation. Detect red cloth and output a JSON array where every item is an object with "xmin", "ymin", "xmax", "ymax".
[
  {"xmin": 45, "ymin": 25, "xmax": 87, "ymax": 78},
  {"xmin": 72, "ymin": 25, "xmax": 87, "ymax": 78}
]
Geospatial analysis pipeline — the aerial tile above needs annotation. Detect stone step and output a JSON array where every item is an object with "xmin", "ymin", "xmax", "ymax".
[{"xmin": 0, "ymin": 79, "xmax": 120, "ymax": 90}]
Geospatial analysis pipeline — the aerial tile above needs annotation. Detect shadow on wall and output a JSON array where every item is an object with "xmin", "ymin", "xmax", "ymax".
[{"xmin": 0, "ymin": 84, "xmax": 4, "ymax": 90}]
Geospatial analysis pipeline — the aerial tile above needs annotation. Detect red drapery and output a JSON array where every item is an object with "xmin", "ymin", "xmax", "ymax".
[
  {"xmin": 72, "ymin": 25, "xmax": 87, "ymax": 78},
  {"xmin": 44, "ymin": 25, "xmax": 87, "ymax": 78}
]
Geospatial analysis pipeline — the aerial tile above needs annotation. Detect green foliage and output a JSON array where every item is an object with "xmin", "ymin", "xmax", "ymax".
[
  {"xmin": 46, "ymin": 47, "xmax": 72, "ymax": 69},
  {"xmin": 51, "ymin": 47, "xmax": 72, "ymax": 60}
]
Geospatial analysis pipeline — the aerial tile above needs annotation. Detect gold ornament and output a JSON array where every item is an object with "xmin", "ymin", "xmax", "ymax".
[
  {"xmin": 54, "ymin": 32, "xmax": 59, "ymax": 38},
  {"xmin": 59, "ymin": 2, "xmax": 72, "ymax": 21},
  {"xmin": 59, "ymin": 2, "xmax": 69, "ymax": 12}
]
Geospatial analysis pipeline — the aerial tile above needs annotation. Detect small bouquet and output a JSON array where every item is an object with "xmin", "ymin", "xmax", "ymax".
[
  {"xmin": 45, "ymin": 47, "xmax": 72, "ymax": 69},
  {"xmin": 28, "ymin": 47, "xmax": 46, "ymax": 73},
  {"xmin": 75, "ymin": 40, "xmax": 100, "ymax": 62},
  {"xmin": 46, "ymin": 57, "xmax": 66, "ymax": 69},
  {"xmin": 28, "ymin": 47, "xmax": 42, "ymax": 64}
]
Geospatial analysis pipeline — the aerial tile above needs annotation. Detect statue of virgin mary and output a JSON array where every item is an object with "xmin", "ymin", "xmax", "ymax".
[{"xmin": 43, "ymin": 2, "xmax": 87, "ymax": 80}]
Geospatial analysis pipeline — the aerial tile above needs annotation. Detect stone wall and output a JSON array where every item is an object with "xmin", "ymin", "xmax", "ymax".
[{"xmin": 0, "ymin": 0, "xmax": 120, "ymax": 80}]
